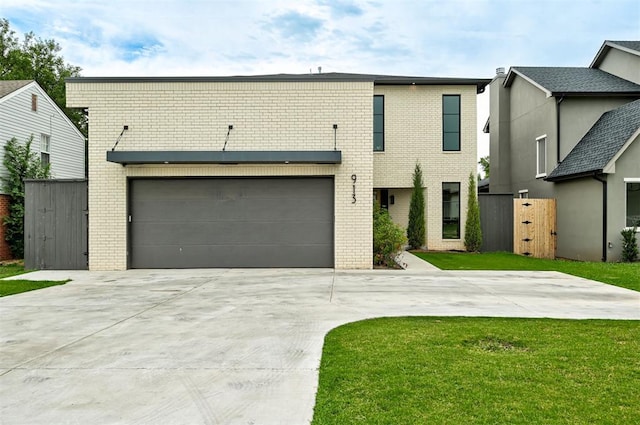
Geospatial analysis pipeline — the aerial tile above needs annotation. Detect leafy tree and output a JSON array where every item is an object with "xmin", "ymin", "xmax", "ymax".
[
  {"xmin": 373, "ymin": 203, "xmax": 406, "ymax": 267},
  {"xmin": 407, "ymin": 162, "xmax": 425, "ymax": 249},
  {"xmin": 2, "ymin": 136, "xmax": 50, "ymax": 258},
  {"xmin": 479, "ymin": 155, "xmax": 490, "ymax": 179},
  {"xmin": 0, "ymin": 19, "xmax": 84, "ymax": 133},
  {"xmin": 464, "ymin": 172, "xmax": 482, "ymax": 252}
]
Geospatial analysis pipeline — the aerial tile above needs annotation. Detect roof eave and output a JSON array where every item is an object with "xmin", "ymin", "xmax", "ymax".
[
  {"xmin": 591, "ymin": 40, "xmax": 640, "ymax": 69},
  {"xmin": 66, "ymin": 75, "xmax": 491, "ymax": 93},
  {"xmin": 545, "ymin": 170, "xmax": 603, "ymax": 182},
  {"xmin": 503, "ymin": 68, "xmax": 552, "ymax": 96},
  {"xmin": 550, "ymin": 91, "xmax": 640, "ymax": 97}
]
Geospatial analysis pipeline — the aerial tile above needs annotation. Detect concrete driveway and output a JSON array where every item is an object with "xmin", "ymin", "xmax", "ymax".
[{"xmin": 1, "ymin": 265, "xmax": 639, "ymax": 425}]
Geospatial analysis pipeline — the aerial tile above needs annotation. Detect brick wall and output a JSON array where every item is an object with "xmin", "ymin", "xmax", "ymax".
[
  {"xmin": 0, "ymin": 195, "xmax": 12, "ymax": 260},
  {"xmin": 373, "ymin": 85, "xmax": 478, "ymax": 250},
  {"xmin": 67, "ymin": 80, "xmax": 374, "ymax": 270}
]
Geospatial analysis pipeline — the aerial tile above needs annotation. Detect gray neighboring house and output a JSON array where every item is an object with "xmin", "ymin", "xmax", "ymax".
[{"xmin": 489, "ymin": 40, "xmax": 640, "ymax": 262}]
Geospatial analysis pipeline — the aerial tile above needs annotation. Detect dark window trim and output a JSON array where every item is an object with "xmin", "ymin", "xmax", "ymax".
[
  {"xmin": 374, "ymin": 95, "xmax": 384, "ymax": 152},
  {"xmin": 442, "ymin": 94, "xmax": 461, "ymax": 151},
  {"xmin": 442, "ymin": 181, "xmax": 461, "ymax": 239}
]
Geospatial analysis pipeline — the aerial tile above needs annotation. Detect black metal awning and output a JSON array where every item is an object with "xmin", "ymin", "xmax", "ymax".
[{"xmin": 106, "ymin": 150, "xmax": 342, "ymax": 165}]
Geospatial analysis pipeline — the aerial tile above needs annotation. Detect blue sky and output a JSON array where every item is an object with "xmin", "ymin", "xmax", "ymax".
[{"xmin": 3, "ymin": 0, "xmax": 639, "ymax": 157}]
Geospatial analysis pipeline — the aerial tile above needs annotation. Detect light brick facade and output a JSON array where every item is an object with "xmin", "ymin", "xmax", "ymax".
[
  {"xmin": 66, "ymin": 74, "xmax": 485, "ymax": 270},
  {"xmin": 373, "ymin": 85, "xmax": 478, "ymax": 250}
]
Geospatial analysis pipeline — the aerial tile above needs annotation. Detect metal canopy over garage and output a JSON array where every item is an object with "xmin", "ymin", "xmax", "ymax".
[{"xmin": 129, "ymin": 177, "xmax": 334, "ymax": 268}]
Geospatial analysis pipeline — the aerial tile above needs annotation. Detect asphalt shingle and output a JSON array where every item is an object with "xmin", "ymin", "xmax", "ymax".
[
  {"xmin": 608, "ymin": 40, "xmax": 640, "ymax": 53},
  {"xmin": 509, "ymin": 67, "xmax": 640, "ymax": 94},
  {"xmin": 0, "ymin": 80, "xmax": 33, "ymax": 99},
  {"xmin": 547, "ymin": 99, "xmax": 640, "ymax": 180}
]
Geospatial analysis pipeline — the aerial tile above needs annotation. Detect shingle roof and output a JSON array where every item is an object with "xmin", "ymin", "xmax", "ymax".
[
  {"xmin": 505, "ymin": 67, "xmax": 640, "ymax": 95},
  {"xmin": 66, "ymin": 72, "xmax": 491, "ymax": 93},
  {"xmin": 608, "ymin": 40, "xmax": 640, "ymax": 53},
  {"xmin": 547, "ymin": 99, "xmax": 640, "ymax": 181},
  {"xmin": 591, "ymin": 40, "xmax": 640, "ymax": 68},
  {"xmin": 0, "ymin": 80, "xmax": 33, "ymax": 99}
]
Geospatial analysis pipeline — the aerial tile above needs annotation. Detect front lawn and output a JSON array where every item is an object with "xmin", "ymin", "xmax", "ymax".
[
  {"xmin": 0, "ymin": 264, "xmax": 68, "ymax": 296},
  {"xmin": 0, "ymin": 263, "xmax": 28, "ymax": 278},
  {"xmin": 413, "ymin": 251, "xmax": 640, "ymax": 292},
  {"xmin": 312, "ymin": 317, "xmax": 640, "ymax": 425}
]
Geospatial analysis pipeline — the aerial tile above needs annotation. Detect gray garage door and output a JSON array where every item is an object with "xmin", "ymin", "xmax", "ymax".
[{"xmin": 129, "ymin": 178, "xmax": 334, "ymax": 268}]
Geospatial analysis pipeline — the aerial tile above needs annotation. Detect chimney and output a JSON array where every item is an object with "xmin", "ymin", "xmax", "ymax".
[
  {"xmin": 318, "ymin": 66, "xmax": 322, "ymax": 74},
  {"xmin": 496, "ymin": 67, "xmax": 505, "ymax": 76}
]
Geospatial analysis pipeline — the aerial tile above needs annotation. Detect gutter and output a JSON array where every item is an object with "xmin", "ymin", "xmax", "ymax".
[{"xmin": 592, "ymin": 173, "xmax": 608, "ymax": 262}]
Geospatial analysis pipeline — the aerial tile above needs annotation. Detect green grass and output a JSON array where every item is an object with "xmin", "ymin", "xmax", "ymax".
[
  {"xmin": 312, "ymin": 317, "xmax": 640, "ymax": 425},
  {"xmin": 0, "ymin": 263, "xmax": 28, "ymax": 278},
  {"xmin": 0, "ymin": 264, "xmax": 68, "ymax": 296},
  {"xmin": 413, "ymin": 251, "xmax": 640, "ymax": 292}
]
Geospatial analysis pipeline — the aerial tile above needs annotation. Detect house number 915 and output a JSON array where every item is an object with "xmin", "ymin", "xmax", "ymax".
[{"xmin": 351, "ymin": 174, "xmax": 357, "ymax": 204}]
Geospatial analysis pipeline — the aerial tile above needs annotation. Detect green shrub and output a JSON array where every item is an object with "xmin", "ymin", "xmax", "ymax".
[
  {"xmin": 407, "ymin": 162, "xmax": 425, "ymax": 249},
  {"xmin": 464, "ymin": 172, "xmax": 482, "ymax": 252},
  {"xmin": 1, "ymin": 136, "xmax": 50, "ymax": 258},
  {"xmin": 373, "ymin": 204, "xmax": 406, "ymax": 267},
  {"xmin": 620, "ymin": 227, "xmax": 638, "ymax": 262}
]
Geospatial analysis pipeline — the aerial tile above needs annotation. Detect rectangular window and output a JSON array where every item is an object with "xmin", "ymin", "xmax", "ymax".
[
  {"xmin": 41, "ymin": 134, "xmax": 50, "ymax": 166},
  {"xmin": 443, "ymin": 95, "xmax": 460, "ymax": 151},
  {"xmin": 442, "ymin": 182, "xmax": 460, "ymax": 239},
  {"xmin": 373, "ymin": 95, "xmax": 384, "ymax": 151},
  {"xmin": 626, "ymin": 180, "xmax": 640, "ymax": 228},
  {"xmin": 31, "ymin": 94, "xmax": 38, "ymax": 111},
  {"xmin": 536, "ymin": 135, "xmax": 547, "ymax": 178}
]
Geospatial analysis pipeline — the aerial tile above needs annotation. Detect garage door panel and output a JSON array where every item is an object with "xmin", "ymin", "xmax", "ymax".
[
  {"xmin": 132, "ymin": 220, "xmax": 333, "ymax": 245},
  {"xmin": 132, "ymin": 244, "xmax": 333, "ymax": 268},
  {"xmin": 130, "ymin": 178, "xmax": 334, "ymax": 268},
  {"xmin": 133, "ymin": 196, "xmax": 331, "ymax": 223}
]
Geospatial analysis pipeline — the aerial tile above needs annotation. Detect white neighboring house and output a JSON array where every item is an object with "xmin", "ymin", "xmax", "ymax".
[{"xmin": 0, "ymin": 80, "xmax": 85, "ymax": 259}]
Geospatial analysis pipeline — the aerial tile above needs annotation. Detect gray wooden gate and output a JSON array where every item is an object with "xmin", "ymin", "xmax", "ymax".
[
  {"xmin": 478, "ymin": 193, "xmax": 514, "ymax": 252},
  {"xmin": 24, "ymin": 179, "xmax": 88, "ymax": 270}
]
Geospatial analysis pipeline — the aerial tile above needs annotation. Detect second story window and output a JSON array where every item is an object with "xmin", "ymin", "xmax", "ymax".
[
  {"xmin": 41, "ymin": 134, "xmax": 50, "ymax": 166},
  {"xmin": 32, "ymin": 94, "xmax": 38, "ymax": 112},
  {"xmin": 536, "ymin": 135, "xmax": 547, "ymax": 178},
  {"xmin": 373, "ymin": 95, "xmax": 384, "ymax": 151},
  {"xmin": 443, "ymin": 95, "xmax": 460, "ymax": 151}
]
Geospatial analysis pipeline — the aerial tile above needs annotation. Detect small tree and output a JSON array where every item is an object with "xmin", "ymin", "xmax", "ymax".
[
  {"xmin": 2, "ymin": 136, "xmax": 50, "ymax": 258},
  {"xmin": 620, "ymin": 226, "xmax": 638, "ymax": 262},
  {"xmin": 373, "ymin": 204, "xmax": 406, "ymax": 267},
  {"xmin": 407, "ymin": 162, "xmax": 425, "ymax": 249},
  {"xmin": 464, "ymin": 172, "xmax": 482, "ymax": 252},
  {"xmin": 478, "ymin": 155, "xmax": 490, "ymax": 179}
]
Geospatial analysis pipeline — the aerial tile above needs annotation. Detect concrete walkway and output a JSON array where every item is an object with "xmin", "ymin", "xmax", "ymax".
[{"xmin": 1, "ymin": 267, "xmax": 639, "ymax": 425}]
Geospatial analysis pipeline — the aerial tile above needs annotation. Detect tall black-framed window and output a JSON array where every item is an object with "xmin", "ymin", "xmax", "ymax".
[
  {"xmin": 443, "ymin": 95, "xmax": 460, "ymax": 151},
  {"xmin": 626, "ymin": 181, "xmax": 640, "ymax": 228},
  {"xmin": 442, "ymin": 182, "xmax": 460, "ymax": 239},
  {"xmin": 373, "ymin": 95, "xmax": 384, "ymax": 151}
]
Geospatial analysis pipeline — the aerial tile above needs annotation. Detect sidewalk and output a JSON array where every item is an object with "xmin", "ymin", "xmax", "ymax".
[{"xmin": 396, "ymin": 250, "xmax": 441, "ymax": 271}]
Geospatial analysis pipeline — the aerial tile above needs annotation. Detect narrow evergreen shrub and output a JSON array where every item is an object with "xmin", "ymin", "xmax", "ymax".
[
  {"xmin": 620, "ymin": 226, "xmax": 638, "ymax": 262},
  {"xmin": 373, "ymin": 204, "xmax": 406, "ymax": 267},
  {"xmin": 464, "ymin": 172, "xmax": 482, "ymax": 252},
  {"xmin": 407, "ymin": 162, "xmax": 425, "ymax": 249},
  {"xmin": 1, "ymin": 136, "xmax": 50, "ymax": 258}
]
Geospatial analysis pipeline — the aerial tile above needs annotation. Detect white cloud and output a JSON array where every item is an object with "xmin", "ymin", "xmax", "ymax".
[{"xmin": 3, "ymin": 0, "xmax": 638, "ymax": 162}]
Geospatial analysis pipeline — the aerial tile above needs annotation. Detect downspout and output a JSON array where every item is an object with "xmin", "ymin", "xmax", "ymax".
[
  {"xmin": 592, "ymin": 173, "xmax": 607, "ymax": 262},
  {"xmin": 556, "ymin": 96, "xmax": 565, "ymax": 165}
]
